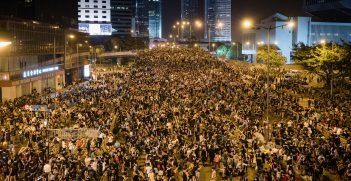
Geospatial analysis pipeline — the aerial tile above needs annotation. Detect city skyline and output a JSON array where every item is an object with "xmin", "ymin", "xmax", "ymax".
[{"xmin": 163, "ymin": 0, "xmax": 306, "ymax": 41}]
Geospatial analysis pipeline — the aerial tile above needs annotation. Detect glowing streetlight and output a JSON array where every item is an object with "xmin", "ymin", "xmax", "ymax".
[
  {"xmin": 320, "ymin": 39, "xmax": 326, "ymax": 44},
  {"xmin": 243, "ymin": 20, "xmax": 253, "ymax": 28},
  {"xmin": 0, "ymin": 41, "xmax": 12, "ymax": 48},
  {"xmin": 194, "ymin": 43, "xmax": 198, "ymax": 47},
  {"xmin": 287, "ymin": 21, "xmax": 295, "ymax": 28},
  {"xmin": 195, "ymin": 20, "xmax": 202, "ymax": 28},
  {"xmin": 217, "ymin": 22, "xmax": 224, "ymax": 29},
  {"xmin": 169, "ymin": 35, "xmax": 173, "ymax": 38},
  {"xmin": 68, "ymin": 34, "xmax": 75, "ymax": 39}
]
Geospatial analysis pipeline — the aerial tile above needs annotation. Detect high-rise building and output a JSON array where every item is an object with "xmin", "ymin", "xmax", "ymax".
[
  {"xmin": 78, "ymin": 0, "xmax": 112, "ymax": 36},
  {"xmin": 304, "ymin": 0, "xmax": 351, "ymax": 22},
  {"xmin": 205, "ymin": 0, "xmax": 231, "ymax": 42},
  {"xmin": 149, "ymin": 0, "xmax": 162, "ymax": 39},
  {"xmin": 0, "ymin": 0, "xmax": 78, "ymax": 28},
  {"xmin": 181, "ymin": 0, "xmax": 199, "ymax": 21},
  {"xmin": 111, "ymin": 0, "xmax": 133, "ymax": 36},
  {"xmin": 181, "ymin": 0, "xmax": 200, "ymax": 39},
  {"xmin": 132, "ymin": 0, "xmax": 149, "ymax": 38}
]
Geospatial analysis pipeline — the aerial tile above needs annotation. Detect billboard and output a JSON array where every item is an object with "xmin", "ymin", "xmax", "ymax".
[{"xmin": 79, "ymin": 23, "xmax": 112, "ymax": 35}]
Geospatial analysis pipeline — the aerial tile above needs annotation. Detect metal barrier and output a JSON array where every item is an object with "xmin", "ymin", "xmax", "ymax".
[{"xmin": 47, "ymin": 128, "xmax": 99, "ymax": 140}]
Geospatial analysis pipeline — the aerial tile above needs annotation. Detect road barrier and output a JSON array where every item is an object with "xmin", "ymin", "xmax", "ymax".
[{"xmin": 47, "ymin": 128, "xmax": 99, "ymax": 140}]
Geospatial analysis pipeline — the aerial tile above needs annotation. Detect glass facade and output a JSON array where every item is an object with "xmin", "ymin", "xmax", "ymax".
[
  {"xmin": 111, "ymin": 0, "xmax": 133, "ymax": 36},
  {"xmin": 149, "ymin": 0, "xmax": 162, "ymax": 39},
  {"xmin": 310, "ymin": 22, "xmax": 351, "ymax": 44},
  {"xmin": 181, "ymin": 0, "xmax": 199, "ymax": 21},
  {"xmin": 132, "ymin": 0, "xmax": 149, "ymax": 38},
  {"xmin": 0, "ymin": 20, "xmax": 89, "ymax": 76},
  {"xmin": 205, "ymin": 0, "xmax": 231, "ymax": 42}
]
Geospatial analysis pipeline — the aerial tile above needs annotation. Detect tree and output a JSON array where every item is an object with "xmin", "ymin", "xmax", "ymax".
[
  {"xmin": 256, "ymin": 45, "xmax": 286, "ymax": 68},
  {"xmin": 226, "ymin": 44, "xmax": 242, "ymax": 60},
  {"xmin": 216, "ymin": 45, "xmax": 229, "ymax": 58},
  {"xmin": 293, "ymin": 42, "xmax": 348, "ymax": 86},
  {"xmin": 339, "ymin": 43, "xmax": 351, "ymax": 80}
]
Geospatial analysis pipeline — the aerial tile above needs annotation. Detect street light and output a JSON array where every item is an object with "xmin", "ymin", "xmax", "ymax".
[
  {"xmin": 169, "ymin": 34, "xmax": 175, "ymax": 43},
  {"xmin": 173, "ymin": 23, "xmax": 181, "ymax": 40},
  {"xmin": 243, "ymin": 20, "xmax": 253, "ymax": 29},
  {"xmin": 77, "ymin": 43, "xmax": 83, "ymax": 67},
  {"xmin": 232, "ymin": 42, "xmax": 239, "ymax": 59},
  {"xmin": 319, "ymin": 39, "xmax": 333, "ymax": 99},
  {"xmin": 207, "ymin": 22, "xmax": 225, "ymax": 52},
  {"xmin": 0, "ymin": 41, "xmax": 12, "ymax": 48},
  {"xmin": 217, "ymin": 22, "xmax": 224, "ymax": 29},
  {"xmin": 195, "ymin": 20, "xmax": 202, "ymax": 28},
  {"xmin": 242, "ymin": 18, "xmax": 295, "ymax": 126}
]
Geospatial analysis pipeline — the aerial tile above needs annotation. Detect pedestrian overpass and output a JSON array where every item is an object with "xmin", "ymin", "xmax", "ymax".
[
  {"xmin": 97, "ymin": 51, "xmax": 137, "ymax": 65},
  {"xmin": 98, "ymin": 51, "xmax": 137, "ymax": 58}
]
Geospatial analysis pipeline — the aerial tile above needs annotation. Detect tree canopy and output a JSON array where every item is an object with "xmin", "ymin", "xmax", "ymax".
[
  {"xmin": 256, "ymin": 45, "xmax": 286, "ymax": 68},
  {"xmin": 293, "ymin": 42, "xmax": 350, "ymax": 85}
]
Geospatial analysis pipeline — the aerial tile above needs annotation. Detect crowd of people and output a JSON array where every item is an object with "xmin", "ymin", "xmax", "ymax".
[{"xmin": 0, "ymin": 47, "xmax": 350, "ymax": 181}]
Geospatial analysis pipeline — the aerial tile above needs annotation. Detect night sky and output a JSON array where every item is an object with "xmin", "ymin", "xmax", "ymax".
[{"xmin": 162, "ymin": 0, "xmax": 307, "ymax": 41}]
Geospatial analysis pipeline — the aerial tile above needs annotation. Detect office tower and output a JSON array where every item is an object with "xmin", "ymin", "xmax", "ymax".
[
  {"xmin": 149, "ymin": 0, "xmax": 162, "ymax": 39},
  {"xmin": 205, "ymin": 0, "xmax": 231, "ymax": 42},
  {"xmin": 111, "ymin": 0, "xmax": 133, "ymax": 36},
  {"xmin": 304, "ymin": 0, "xmax": 351, "ymax": 22},
  {"xmin": 181, "ymin": 0, "xmax": 199, "ymax": 21},
  {"xmin": 132, "ymin": 0, "xmax": 149, "ymax": 38},
  {"xmin": 78, "ymin": 0, "xmax": 112, "ymax": 35},
  {"xmin": 181, "ymin": 0, "xmax": 199, "ymax": 39}
]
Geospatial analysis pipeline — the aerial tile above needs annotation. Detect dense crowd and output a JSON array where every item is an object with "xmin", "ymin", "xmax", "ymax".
[{"xmin": 0, "ymin": 47, "xmax": 350, "ymax": 181}]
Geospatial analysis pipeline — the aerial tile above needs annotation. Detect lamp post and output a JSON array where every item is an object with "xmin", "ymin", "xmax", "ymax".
[
  {"xmin": 77, "ymin": 43, "xmax": 83, "ymax": 67},
  {"xmin": 207, "ymin": 22, "xmax": 224, "ymax": 52},
  {"xmin": 232, "ymin": 42, "xmax": 239, "ymax": 59},
  {"xmin": 320, "ymin": 39, "xmax": 334, "ymax": 99},
  {"xmin": 52, "ymin": 26, "xmax": 59, "ymax": 64},
  {"xmin": 243, "ymin": 19, "xmax": 294, "ymax": 124}
]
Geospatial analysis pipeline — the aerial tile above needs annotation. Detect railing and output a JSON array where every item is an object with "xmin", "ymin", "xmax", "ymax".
[
  {"xmin": 99, "ymin": 51, "xmax": 137, "ymax": 58},
  {"xmin": 47, "ymin": 128, "xmax": 99, "ymax": 139}
]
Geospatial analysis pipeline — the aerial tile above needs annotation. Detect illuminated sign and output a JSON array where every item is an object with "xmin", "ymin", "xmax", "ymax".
[
  {"xmin": 84, "ymin": 65, "xmax": 91, "ymax": 77},
  {"xmin": 79, "ymin": 23, "xmax": 112, "ymax": 36},
  {"xmin": 23, "ymin": 66, "xmax": 59, "ymax": 78}
]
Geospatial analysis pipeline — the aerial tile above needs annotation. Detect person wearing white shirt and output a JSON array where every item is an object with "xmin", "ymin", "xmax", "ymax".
[{"xmin": 43, "ymin": 163, "xmax": 51, "ymax": 173}]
